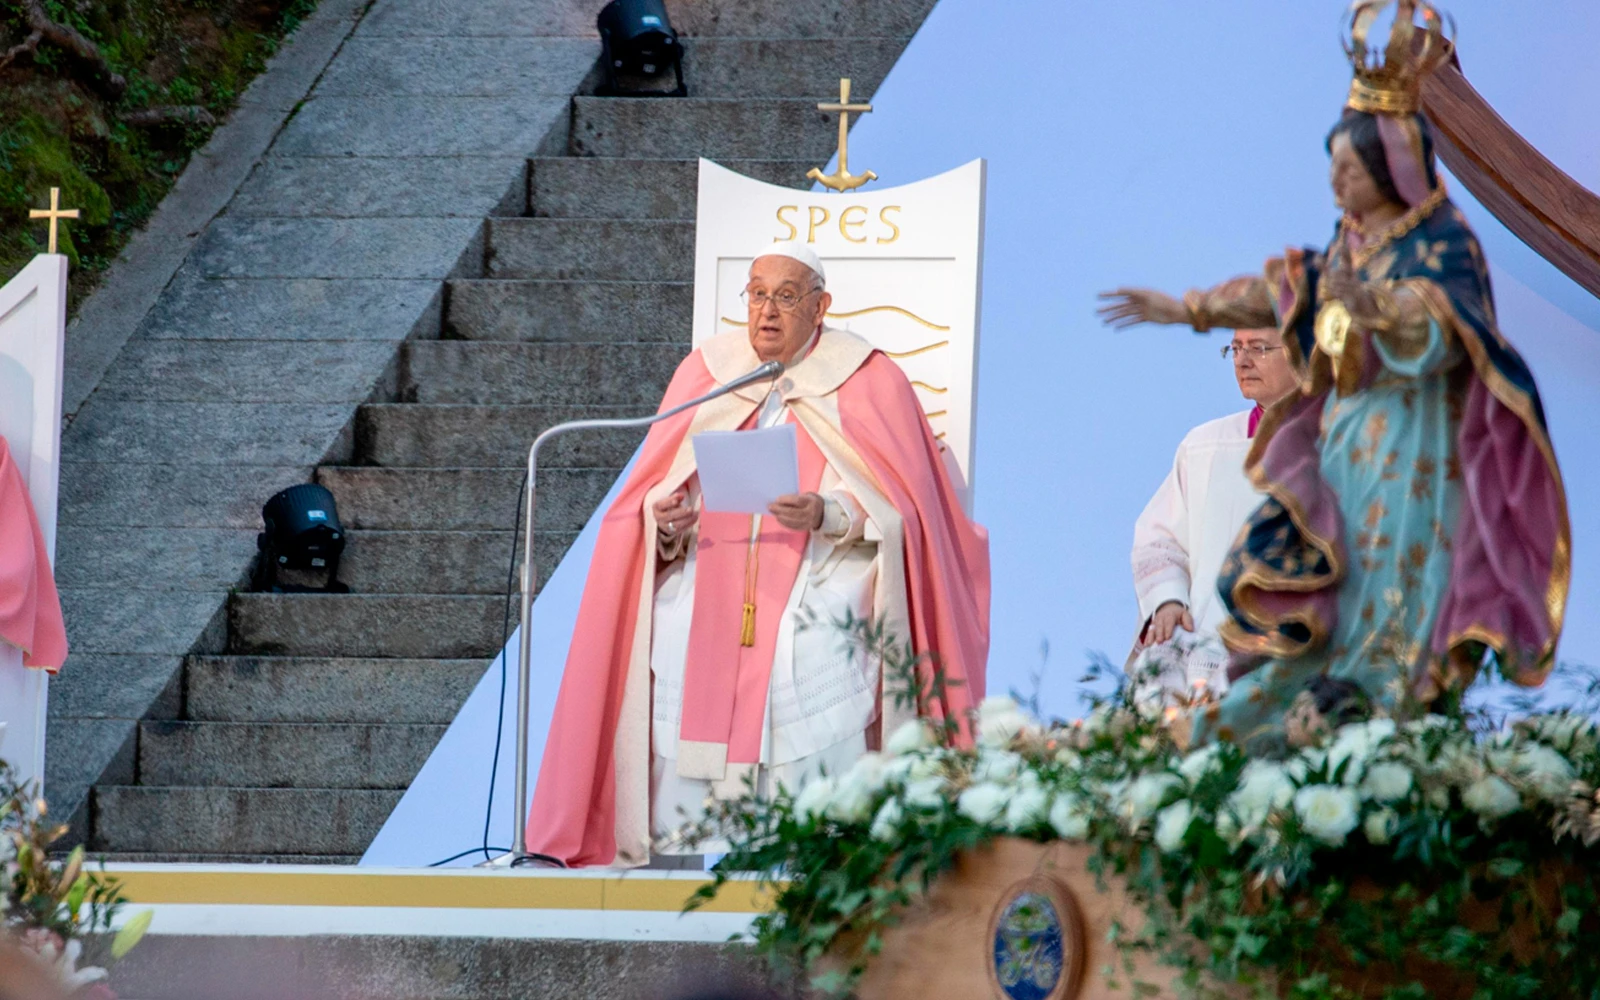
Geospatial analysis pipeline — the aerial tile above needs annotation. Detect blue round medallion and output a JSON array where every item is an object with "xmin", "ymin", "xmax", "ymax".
[{"xmin": 991, "ymin": 890, "xmax": 1066, "ymax": 1000}]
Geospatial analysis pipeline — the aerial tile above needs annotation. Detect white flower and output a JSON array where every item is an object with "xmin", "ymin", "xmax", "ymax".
[
  {"xmin": 1328, "ymin": 718, "xmax": 1397, "ymax": 782},
  {"xmin": 1364, "ymin": 807, "xmax": 1398, "ymax": 845},
  {"xmin": 972, "ymin": 749, "xmax": 1024, "ymax": 784},
  {"xmin": 1227, "ymin": 760, "xmax": 1296, "ymax": 830},
  {"xmin": 1294, "ymin": 784, "xmax": 1361, "ymax": 846},
  {"xmin": 886, "ymin": 719, "xmax": 936, "ymax": 757},
  {"xmin": 903, "ymin": 777, "xmax": 947, "ymax": 811},
  {"xmin": 1215, "ymin": 809, "xmax": 1241, "ymax": 844},
  {"xmin": 975, "ymin": 697, "xmax": 1035, "ymax": 748},
  {"xmin": 870, "ymin": 798, "xmax": 904, "ymax": 841},
  {"xmin": 1359, "ymin": 761, "xmax": 1413, "ymax": 804},
  {"xmin": 826, "ymin": 773, "xmax": 877, "ymax": 824},
  {"xmin": 794, "ymin": 776, "xmax": 835, "ymax": 822},
  {"xmin": 842, "ymin": 752, "xmax": 887, "ymax": 792},
  {"xmin": 957, "ymin": 782, "xmax": 1011, "ymax": 826},
  {"xmin": 1514, "ymin": 743, "xmax": 1576, "ymax": 800},
  {"xmin": 1177, "ymin": 744, "xmax": 1225, "ymax": 786},
  {"xmin": 1527, "ymin": 713, "xmax": 1591, "ymax": 753},
  {"xmin": 1118, "ymin": 773, "xmax": 1181, "ymax": 825},
  {"xmin": 1462, "ymin": 775, "xmax": 1520, "ymax": 822},
  {"xmin": 22, "ymin": 937, "xmax": 108, "ymax": 991},
  {"xmin": 1049, "ymin": 793, "xmax": 1090, "ymax": 839},
  {"xmin": 1005, "ymin": 785, "xmax": 1051, "ymax": 833},
  {"xmin": 1154, "ymin": 800, "xmax": 1195, "ymax": 853}
]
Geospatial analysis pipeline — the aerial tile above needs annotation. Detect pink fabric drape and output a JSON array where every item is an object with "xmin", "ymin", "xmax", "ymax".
[{"xmin": 0, "ymin": 437, "xmax": 67, "ymax": 671}]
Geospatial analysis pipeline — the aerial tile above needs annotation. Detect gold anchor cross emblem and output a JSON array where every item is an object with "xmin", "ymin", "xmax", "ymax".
[{"xmin": 808, "ymin": 78, "xmax": 878, "ymax": 193}]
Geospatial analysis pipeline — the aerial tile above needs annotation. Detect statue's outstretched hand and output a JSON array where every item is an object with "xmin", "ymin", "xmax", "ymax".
[{"xmin": 1097, "ymin": 287, "xmax": 1189, "ymax": 329}]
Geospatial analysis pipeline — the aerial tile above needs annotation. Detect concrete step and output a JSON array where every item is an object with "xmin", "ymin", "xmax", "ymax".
[
  {"xmin": 485, "ymin": 218, "xmax": 693, "ymax": 281},
  {"xmin": 317, "ymin": 465, "xmax": 620, "ymax": 533},
  {"xmin": 445, "ymin": 278, "xmax": 691, "ymax": 342},
  {"xmin": 138, "ymin": 721, "xmax": 447, "ymax": 789},
  {"xmin": 109, "ymin": 933, "xmax": 776, "ymax": 1000},
  {"xmin": 92, "ymin": 785, "xmax": 400, "ymax": 856},
  {"xmin": 569, "ymin": 97, "xmax": 837, "ymax": 160},
  {"xmin": 229, "ymin": 593, "xmax": 506, "ymax": 658},
  {"xmin": 678, "ymin": 37, "xmax": 900, "ymax": 99},
  {"xmin": 354, "ymin": 404, "xmax": 646, "ymax": 467},
  {"xmin": 339, "ymin": 528, "xmax": 578, "ymax": 595},
  {"xmin": 665, "ymin": 0, "xmax": 937, "ymax": 38},
  {"xmin": 184, "ymin": 656, "xmax": 487, "ymax": 724},
  {"xmin": 400, "ymin": 342, "xmax": 686, "ymax": 406},
  {"xmin": 526, "ymin": 158, "xmax": 812, "ymax": 220}
]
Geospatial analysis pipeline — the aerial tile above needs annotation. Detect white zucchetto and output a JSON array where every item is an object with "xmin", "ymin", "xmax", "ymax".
[{"xmin": 751, "ymin": 240, "xmax": 826, "ymax": 286}]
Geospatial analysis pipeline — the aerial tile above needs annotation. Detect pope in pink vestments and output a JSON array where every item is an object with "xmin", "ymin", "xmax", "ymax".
[
  {"xmin": 525, "ymin": 244, "xmax": 989, "ymax": 868},
  {"xmin": 0, "ymin": 435, "xmax": 67, "ymax": 672}
]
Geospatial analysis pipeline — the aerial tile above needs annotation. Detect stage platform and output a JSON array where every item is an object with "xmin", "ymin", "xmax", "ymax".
[{"xmin": 105, "ymin": 864, "xmax": 767, "ymax": 943}]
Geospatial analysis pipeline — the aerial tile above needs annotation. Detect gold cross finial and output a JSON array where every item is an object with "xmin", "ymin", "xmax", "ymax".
[
  {"xmin": 807, "ymin": 78, "xmax": 878, "ymax": 193},
  {"xmin": 29, "ymin": 188, "xmax": 80, "ymax": 256}
]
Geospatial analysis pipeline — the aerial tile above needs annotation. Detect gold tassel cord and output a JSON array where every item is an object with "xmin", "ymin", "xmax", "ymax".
[{"xmin": 740, "ymin": 514, "xmax": 761, "ymax": 647}]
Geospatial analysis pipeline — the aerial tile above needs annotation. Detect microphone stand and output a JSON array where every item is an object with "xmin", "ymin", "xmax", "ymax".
[{"xmin": 481, "ymin": 359, "xmax": 784, "ymax": 868}]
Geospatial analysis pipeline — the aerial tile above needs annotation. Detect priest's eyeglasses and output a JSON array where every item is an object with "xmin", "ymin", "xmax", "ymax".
[
  {"xmin": 742, "ymin": 287, "xmax": 822, "ymax": 313},
  {"xmin": 1222, "ymin": 344, "xmax": 1287, "ymax": 362}
]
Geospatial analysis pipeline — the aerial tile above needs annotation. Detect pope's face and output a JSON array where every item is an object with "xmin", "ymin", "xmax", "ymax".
[
  {"xmin": 1231, "ymin": 328, "xmax": 1299, "ymax": 405},
  {"xmin": 1328, "ymin": 132, "xmax": 1394, "ymax": 218},
  {"xmin": 746, "ymin": 256, "xmax": 830, "ymax": 364}
]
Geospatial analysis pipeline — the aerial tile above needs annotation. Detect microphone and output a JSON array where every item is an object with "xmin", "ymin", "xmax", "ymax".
[{"xmin": 484, "ymin": 357, "xmax": 786, "ymax": 868}]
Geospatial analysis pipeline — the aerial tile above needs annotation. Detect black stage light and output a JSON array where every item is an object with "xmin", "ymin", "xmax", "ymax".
[
  {"xmin": 252, "ymin": 483, "xmax": 349, "ymax": 594},
  {"xmin": 596, "ymin": 0, "xmax": 685, "ymax": 97}
]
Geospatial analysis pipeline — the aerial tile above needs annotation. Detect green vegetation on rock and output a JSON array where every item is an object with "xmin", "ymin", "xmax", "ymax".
[{"xmin": 0, "ymin": 0, "xmax": 321, "ymax": 307}]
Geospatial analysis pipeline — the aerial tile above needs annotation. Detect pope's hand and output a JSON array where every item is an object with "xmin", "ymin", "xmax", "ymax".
[
  {"xmin": 653, "ymin": 490, "xmax": 698, "ymax": 537},
  {"xmin": 768, "ymin": 493, "xmax": 824, "ymax": 532},
  {"xmin": 1144, "ymin": 601, "xmax": 1194, "ymax": 646},
  {"xmin": 1097, "ymin": 288, "xmax": 1190, "ymax": 329}
]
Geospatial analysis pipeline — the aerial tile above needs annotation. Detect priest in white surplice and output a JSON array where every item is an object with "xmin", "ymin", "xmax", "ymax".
[
  {"xmin": 526, "ymin": 242, "xmax": 989, "ymax": 868},
  {"xmin": 1129, "ymin": 328, "xmax": 1299, "ymax": 699}
]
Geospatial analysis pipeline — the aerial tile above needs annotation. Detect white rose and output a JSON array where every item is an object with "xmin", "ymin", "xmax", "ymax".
[
  {"xmin": 1005, "ymin": 785, "xmax": 1052, "ymax": 833},
  {"xmin": 1293, "ymin": 784, "xmax": 1361, "ymax": 846},
  {"xmin": 1177, "ymin": 744, "xmax": 1225, "ymax": 786},
  {"xmin": 886, "ymin": 719, "xmax": 936, "ymax": 757},
  {"xmin": 1119, "ymin": 773, "xmax": 1181, "ymax": 825},
  {"xmin": 1329, "ymin": 718, "xmax": 1397, "ymax": 783},
  {"xmin": 827, "ymin": 771, "xmax": 878, "ymax": 824},
  {"xmin": 1364, "ymin": 807, "xmax": 1397, "ymax": 845},
  {"xmin": 972, "ymin": 749, "xmax": 1025, "ymax": 784},
  {"xmin": 1528, "ymin": 713, "xmax": 1590, "ymax": 753},
  {"xmin": 903, "ymin": 777, "xmax": 947, "ymax": 811},
  {"xmin": 843, "ymin": 752, "xmax": 887, "ymax": 791},
  {"xmin": 907, "ymin": 752, "xmax": 945, "ymax": 782},
  {"xmin": 1359, "ymin": 761, "xmax": 1413, "ymax": 804},
  {"xmin": 1462, "ymin": 776, "xmax": 1520, "ymax": 822},
  {"xmin": 975, "ymin": 697, "xmax": 1036, "ymax": 748},
  {"xmin": 1227, "ymin": 760, "xmax": 1296, "ymax": 831},
  {"xmin": 1154, "ymin": 800, "xmax": 1195, "ymax": 853},
  {"xmin": 957, "ymin": 782, "xmax": 1012, "ymax": 826},
  {"xmin": 794, "ymin": 776, "xmax": 835, "ymax": 822},
  {"xmin": 1215, "ymin": 809, "xmax": 1241, "ymax": 844},
  {"xmin": 1049, "ymin": 793, "xmax": 1090, "ymax": 839},
  {"xmin": 1514, "ymin": 743, "xmax": 1576, "ymax": 800},
  {"xmin": 870, "ymin": 798, "xmax": 904, "ymax": 841}
]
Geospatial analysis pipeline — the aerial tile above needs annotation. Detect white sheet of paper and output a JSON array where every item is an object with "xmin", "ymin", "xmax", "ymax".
[{"xmin": 692, "ymin": 424, "xmax": 800, "ymax": 514}]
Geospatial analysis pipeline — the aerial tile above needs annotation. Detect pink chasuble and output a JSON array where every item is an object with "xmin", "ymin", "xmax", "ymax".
[
  {"xmin": 679, "ymin": 413, "xmax": 826, "ymax": 769},
  {"xmin": 0, "ymin": 436, "xmax": 67, "ymax": 671}
]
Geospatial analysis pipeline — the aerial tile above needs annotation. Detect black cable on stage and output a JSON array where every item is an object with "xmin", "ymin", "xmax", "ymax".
[{"xmin": 426, "ymin": 470, "xmax": 526, "ymax": 869}]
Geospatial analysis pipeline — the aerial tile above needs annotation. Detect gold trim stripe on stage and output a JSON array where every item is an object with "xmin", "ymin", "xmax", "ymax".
[
  {"xmin": 106, "ymin": 869, "xmax": 775, "ymax": 914},
  {"xmin": 884, "ymin": 340, "xmax": 950, "ymax": 359}
]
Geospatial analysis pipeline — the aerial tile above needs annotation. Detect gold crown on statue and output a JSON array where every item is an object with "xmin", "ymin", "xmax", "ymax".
[{"xmin": 1342, "ymin": 0, "xmax": 1455, "ymax": 115}]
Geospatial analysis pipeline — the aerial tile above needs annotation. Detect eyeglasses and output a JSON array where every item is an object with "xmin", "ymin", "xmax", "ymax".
[
  {"xmin": 741, "ymin": 287, "xmax": 821, "ymax": 313},
  {"xmin": 1222, "ymin": 344, "xmax": 1287, "ymax": 362}
]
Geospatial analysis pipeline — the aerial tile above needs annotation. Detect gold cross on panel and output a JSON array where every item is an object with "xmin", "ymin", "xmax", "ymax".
[{"xmin": 29, "ymin": 187, "xmax": 80, "ymax": 255}]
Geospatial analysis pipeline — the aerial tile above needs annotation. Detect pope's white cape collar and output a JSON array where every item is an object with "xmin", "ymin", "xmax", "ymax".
[{"xmin": 700, "ymin": 326, "xmax": 875, "ymax": 403}]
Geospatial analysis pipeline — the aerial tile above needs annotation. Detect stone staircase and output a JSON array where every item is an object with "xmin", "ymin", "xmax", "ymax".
[{"xmin": 86, "ymin": 0, "xmax": 937, "ymax": 862}]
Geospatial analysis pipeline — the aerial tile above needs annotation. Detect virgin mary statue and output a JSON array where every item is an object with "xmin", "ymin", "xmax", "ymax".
[{"xmin": 1098, "ymin": 0, "xmax": 1569, "ymax": 751}]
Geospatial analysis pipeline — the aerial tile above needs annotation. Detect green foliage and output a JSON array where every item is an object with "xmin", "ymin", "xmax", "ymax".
[{"xmin": 686, "ymin": 650, "xmax": 1600, "ymax": 999}]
